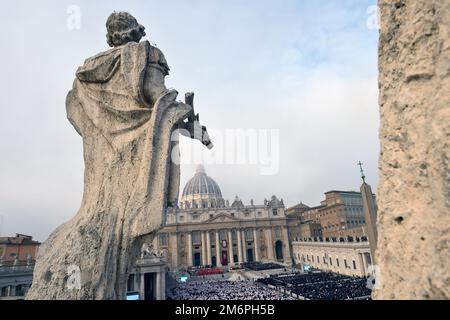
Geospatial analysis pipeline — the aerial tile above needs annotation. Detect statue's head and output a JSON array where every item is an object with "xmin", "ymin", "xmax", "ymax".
[{"xmin": 106, "ymin": 12, "xmax": 146, "ymax": 47}]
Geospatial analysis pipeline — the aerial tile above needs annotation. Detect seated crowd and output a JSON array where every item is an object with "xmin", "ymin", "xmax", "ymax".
[
  {"xmin": 168, "ymin": 279, "xmax": 296, "ymax": 300},
  {"xmin": 243, "ymin": 262, "xmax": 285, "ymax": 271},
  {"xmin": 258, "ymin": 272, "xmax": 372, "ymax": 300}
]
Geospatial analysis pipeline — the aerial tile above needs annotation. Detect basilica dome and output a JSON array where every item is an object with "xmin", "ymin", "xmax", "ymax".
[{"xmin": 180, "ymin": 165, "xmax": 224, "ymax": 209}]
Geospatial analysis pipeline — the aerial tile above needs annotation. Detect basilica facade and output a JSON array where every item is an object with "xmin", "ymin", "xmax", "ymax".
[{"xmin": 154, "ymin": 166, "xmax": 292, "ymax": 270}]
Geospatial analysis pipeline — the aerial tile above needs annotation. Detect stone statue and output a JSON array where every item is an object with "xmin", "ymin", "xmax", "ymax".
[
  {"xmin": 140, "ymin": 243, "xmax": 155, "ymax": 259},
  {"xmin": 27, "ymin": 12, "xmax": 212, "ymax": 300},
  {"xmin": 139, "ymin": 242, "xmax": 165, "ymax": 259}
]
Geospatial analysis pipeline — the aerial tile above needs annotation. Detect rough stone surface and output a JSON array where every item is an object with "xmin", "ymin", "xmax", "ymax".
[
  {"xmin": 27, "ymin": 13, "xmax": 211, "ymax": 299},
  {"xmin": 374, "ymin": 0, "xmax": 450, "ymax": 299}
]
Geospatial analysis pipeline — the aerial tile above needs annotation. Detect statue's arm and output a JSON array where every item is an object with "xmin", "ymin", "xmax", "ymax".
[
  {"xmin": 142, "ymin": 47, "xmax": 170, "ymax": 107},
  {"xmin": 177, "ymin": 93, "xmax": 213, "ymax": 149},
  {"xmin": 142, "ymin": 47, "xmax": 214, "ymax": 149},
  {"xmin": 142, "ymin": 67, "xmax": 168, "ymax": 107}
]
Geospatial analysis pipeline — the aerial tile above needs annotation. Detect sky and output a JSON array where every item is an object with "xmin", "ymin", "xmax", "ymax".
[{"xmin": 0, "ymin": 0, "xmax": 380, "ymax": 242}]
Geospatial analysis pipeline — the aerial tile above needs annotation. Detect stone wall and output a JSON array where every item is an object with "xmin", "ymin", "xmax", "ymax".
[{"xmin": 375, "ymin": 0, "xmax": 449, "ymax": 299}]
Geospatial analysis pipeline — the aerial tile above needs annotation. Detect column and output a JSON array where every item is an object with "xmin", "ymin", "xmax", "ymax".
[
  {"xmin": 282, "ymin": 226, "xmax": 291, "ymax": 264},
  {"xmin": 206, "ymin": 231, "xmax": 212, "ymax": 265},
  {"xmin": 139, "ymin": 272, "xmax": 145, "ymax": 300},
  {"xmin": 227, "ymin": 229, "xmax": 234, "ymax": 265},
  {"xmin": 170, "ymin": 232, "xmax": 178, "ymax": 268},
  {"xmin": 156, "ymin": 272, "xmax": 162, "ymax": 300},
  {"xmin": 253, "ymin": 228, "xmax": 260, "ymax": 262},
  {"xmin": 241, "ymin": 229, "xmax": 247, "ymax": 262},
  {"xmin": 187, "ymin": 232, "xmax": 193, "ymax": 266},
  {"xmin": 161, "ymin": 270, "xmax": 166, "ymax": 300},
  {"xmin": 266, "ymin": 228, "xmax": 274, "ymax": 261},
  {"xmin": 215, "ymin": 230, "xmax": 222, "ymax": 267},
  {"xmin": 237, "ymin": 228, "xmax": 243, "ymax": 264},
  {"xmin": 358, "ymin": 253, "xmax": 366, "ymax": 277},
  {"xmin": 134, "ymin": 272, "xmax": 139, "ymax": 293},
  {"xmin": 201, "ymin": 231, "xmax": 207, "ymax": 266}
]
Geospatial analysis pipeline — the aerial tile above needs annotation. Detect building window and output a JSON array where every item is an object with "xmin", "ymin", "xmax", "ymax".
[
  {"xmin": 192, "ymin": 231, "xmax": 201, "ymax": 244},
  {"xmin": 344, "ymin": 259, "xmax": 348, "ymax": 268},
  {"xmin": 192, "ymin": 214, "xmax": 199, "ymax": 220},
  {"xmin": 272, "ymin": 208, "xmax": 278, "ymax": 216},
  {"xmin": 353, "ymin": 260, "xmax": 357, "ymax": 270},
  {"xmin": 179, "ymin": 216, "xmax": 184, "ymax": 222},
  {"xmin": 209, "ymin": 214, "xmax": 213, "ymax": 219},
  {"xmin": 330, "ymin": 258, "xmax": 333, "ymax": 266},
  {"xmin": 159, "ymin": 233, "xmax": 168, "ymax": 247},
  {"xmin": 274, "ymin": 227, "xmax": 281, "ymax": 238},
  {"xmin": 336, "ymin": 258, "xmax": 339, "ymax": 267}
]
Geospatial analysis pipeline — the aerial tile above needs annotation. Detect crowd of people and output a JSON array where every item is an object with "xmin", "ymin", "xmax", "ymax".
[
  {"xmin": 243, "ymin": 262, "xmax": 285, "ymax": 271},
  {"xmin": 171, "ymin": 265, "xmax": 371, "ymax": 300},
  {"xmin": 168, "ymin": 279, "xmax": 296, "ymax": 300},
  {"xmin": 258, "ymin": 272, "xmax": 348, "ymax": 286},
  {"xmin": 258, "ymin": 272, "xmax": 372, "ymax": 300},
  {"xmin": 291, "ymin": 277, "xmax": 371, "ymax": 300}
]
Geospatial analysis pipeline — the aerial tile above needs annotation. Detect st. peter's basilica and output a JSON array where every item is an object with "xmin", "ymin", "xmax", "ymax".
[{"xmin": 154, "ymin": 165, "xmax": 292, "ymax": 270}]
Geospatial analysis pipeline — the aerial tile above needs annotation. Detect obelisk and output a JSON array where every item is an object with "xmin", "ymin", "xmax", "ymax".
[{"xmin": 358, "ymin": 161, "xmax": 378, "ymax": 264}]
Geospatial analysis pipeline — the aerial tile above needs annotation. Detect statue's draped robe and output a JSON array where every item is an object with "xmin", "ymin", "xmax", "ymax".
[{"xmin": 27, "ymin": 41, "xmax": 191, "ymax": 299}]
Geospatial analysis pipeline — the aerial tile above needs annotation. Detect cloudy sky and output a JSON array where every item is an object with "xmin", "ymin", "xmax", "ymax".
[{"xmin": 0, "ymin": 0, "xmax": 379, "ymax": 241}]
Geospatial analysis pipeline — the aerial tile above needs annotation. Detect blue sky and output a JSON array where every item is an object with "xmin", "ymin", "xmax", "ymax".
[{"xmin": 0, "ymin": 0, "xmax": 379, "ymax": 241}]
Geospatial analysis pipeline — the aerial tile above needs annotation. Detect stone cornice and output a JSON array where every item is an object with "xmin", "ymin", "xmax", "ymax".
[
  {"xmin": 292, "ymin": 241, "xmax": 370, "ymax": 250},
  {"xmin": 160, "ymin": 217, "xmax": 289, "ymax": 233}
]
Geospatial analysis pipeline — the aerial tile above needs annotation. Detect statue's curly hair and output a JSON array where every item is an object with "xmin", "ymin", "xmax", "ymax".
[{"xmin": 106, "ymin": 12, "xmax": 146, "ymax": 47}]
